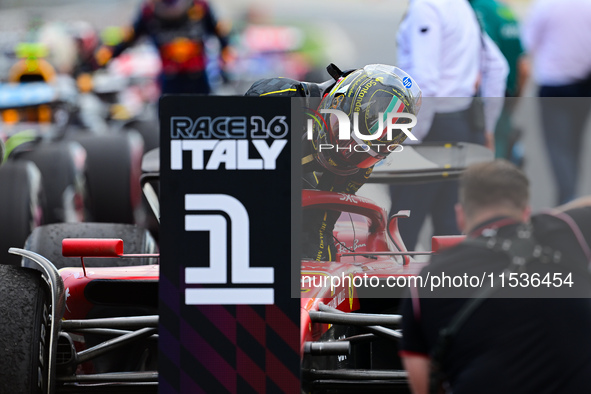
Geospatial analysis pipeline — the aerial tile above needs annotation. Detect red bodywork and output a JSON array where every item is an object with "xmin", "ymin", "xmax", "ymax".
[
  {"xmin": 57, "ymin": 190, "xmax": 465, "ymax": 369},
  {"xmin": 300, "ymin": 190, "xmax": 432, "ymax": 354},
  {"xmin": 58, "ymin": 241, "xmax": 159, "ymax": 375},
  {"xmin": 60, "ymin": 265, "xmax": 159, "ymax": 322}
]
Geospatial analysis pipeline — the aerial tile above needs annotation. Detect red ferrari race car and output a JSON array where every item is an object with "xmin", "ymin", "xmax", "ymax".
[
  {"xmin": 0, "ymin": 226, "xmax": 159, "ymax": 394},
  {"xmin": 0, "ymin": 142, "xmax": 489, "ymax": 393},
  {"xmin": 0, "ymin": 148, "xmax": 159, "ymax": 393},
  {"xmin": 299, "ymin": 142, "xmax": 491, "ymax": 393}
]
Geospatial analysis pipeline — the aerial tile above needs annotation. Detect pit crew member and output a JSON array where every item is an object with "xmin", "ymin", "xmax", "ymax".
[{"xmin": 400, "ymin": 160, "xmax": 591, "ymax": 394}]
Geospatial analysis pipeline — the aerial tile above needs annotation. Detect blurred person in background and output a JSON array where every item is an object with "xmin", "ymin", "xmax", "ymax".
[
  {"xmin": 95, "ymin": 0, "xmax": 233, "ymax": 94},
  {"xmin": 400, "ymin": 159, "xmax": 591, "ymax": 394},
  {"xmin": 68, "ymin": 21, "xmax": 101, "ymax": 77},
  {"xmin": 522, "ymin": 0, "xmax": 591, "ymax": 205},
  {"xmin": 470, "ymin": 0, "xmax": 529, "ymax": 167},
  {"xmin": 389, "ymin": 0, "xmax": 508, "ymax": 250}
]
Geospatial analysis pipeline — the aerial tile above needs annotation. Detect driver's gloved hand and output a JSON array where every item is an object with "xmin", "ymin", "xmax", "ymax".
[{"xmin": 301, "ymin": 209, "xmax": 339, "ymax": 262}]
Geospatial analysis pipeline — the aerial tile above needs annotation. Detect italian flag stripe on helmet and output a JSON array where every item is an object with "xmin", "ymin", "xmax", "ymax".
[{"xmin": 368, "ymin": 95, "xmax": 406, "ymax": 140}]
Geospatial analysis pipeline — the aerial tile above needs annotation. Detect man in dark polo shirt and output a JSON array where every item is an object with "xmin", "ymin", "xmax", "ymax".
[{"xmin": 400, "ymin": 160, "xmax": 591, "ymax": 394}]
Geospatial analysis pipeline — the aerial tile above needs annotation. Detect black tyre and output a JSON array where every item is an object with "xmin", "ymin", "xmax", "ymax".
[
  {"xmin": 0, "ymin": 161, "xmax": 43, "ymax": 265},
  {"xmin": 17, "ymin": 141, "xmax": 87, "ymax": 224},
  {"xmin": 0, "ymin": 264, "xmax": 51, "ymax": 394},
  {"xmin": 70, "ymin": 132, "xmax": 143, "ymax": 224},
  {"xmin": 24, "ymin": 222, "xmax": 158, "ymax": 269},
  {"xmin": 123, "ymin": 119, "xmax": 159, "ymax": 153}
]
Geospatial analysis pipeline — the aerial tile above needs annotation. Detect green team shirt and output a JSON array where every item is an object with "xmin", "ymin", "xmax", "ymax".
[{"xmin": 470, "ymin": 0, "xmax": 524, "ymax": 97}]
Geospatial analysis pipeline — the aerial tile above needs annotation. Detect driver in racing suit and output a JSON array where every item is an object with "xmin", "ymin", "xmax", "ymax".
[
  {"xmin": 96, "ymin": 0, "xmax": 231, "ymax": 94},
  {"xmin": 245, "ymin": 64, "xmax": 422, "ymax": 261}
]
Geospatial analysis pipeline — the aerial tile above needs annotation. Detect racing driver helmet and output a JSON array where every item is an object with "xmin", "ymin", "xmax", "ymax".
[{"xmin": 311, "ymin": 64, "xmax": 422, "ymax": 175}]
